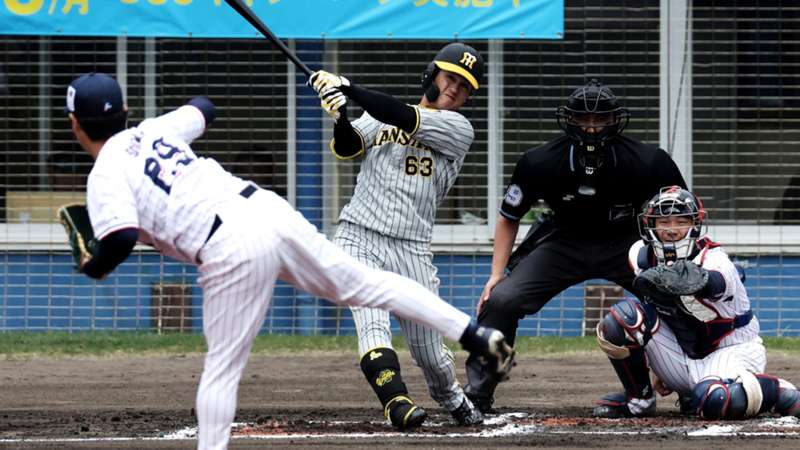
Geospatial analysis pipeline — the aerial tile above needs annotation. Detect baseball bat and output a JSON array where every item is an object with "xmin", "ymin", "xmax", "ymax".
[{"xmin": 224, "ymin": 0, "xmax": 313, "ymax": 78}]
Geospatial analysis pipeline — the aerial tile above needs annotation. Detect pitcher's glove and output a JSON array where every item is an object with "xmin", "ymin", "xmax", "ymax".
[
  {"xmin": 634, "ymin": 260, "xmax": 710, "ymax": 298},
  {"xmin": 57, "ymin": 204, "xmax": 97, "ymax": 272}
]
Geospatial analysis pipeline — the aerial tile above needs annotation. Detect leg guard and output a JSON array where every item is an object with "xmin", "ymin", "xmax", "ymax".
[
  {"xmin": 360, "ymin": 347, "xmax": 409, "ymax": 407},
  {"xmin": 690, "ymin": 373, "xmax": 793, "ymax": 420},
  {"xmin": 361, "ymin": 347, "xmax": 427, "ymax": 430},
  {"xmin": 596, "ymin": 298, "xmax": 659, "ymax": 399}
]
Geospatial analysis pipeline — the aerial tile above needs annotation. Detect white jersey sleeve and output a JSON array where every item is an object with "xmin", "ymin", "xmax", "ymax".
[
  {"xmin": 138, "ymin": 105, "xmax": 207, "ymax": 145},
  {"xmin": 696, "ymin": 247, "xmax": 750, "ymax": 317},
  {"xmin": 412, "ymin": 107, "xmax": 474, "ymax": 159},
  {"xmin": 86, "ymin": 146, "xmax": 139, "ymax": 240},
  {"xmin": 628, "ymin": 239, "xmax": 647, "ymax": 276}
]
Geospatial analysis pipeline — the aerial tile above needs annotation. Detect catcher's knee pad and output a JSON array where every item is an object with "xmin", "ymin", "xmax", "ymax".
[
  {"xmin": 597, "ymin": 298, "xmax": 659, "ymax": 359},
  {"xmin": 690, "ymin": 373, "xmax": 781, "ymax": 420}
]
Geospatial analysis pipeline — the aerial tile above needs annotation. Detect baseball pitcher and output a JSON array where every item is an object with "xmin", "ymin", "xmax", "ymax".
[
  {"xmin": 309, "ymin": 43, "xmax": 485, "ymax": 429},
  {"xmin": 62, "ymin": 72, "xmax": 514, "ymax": 449}
]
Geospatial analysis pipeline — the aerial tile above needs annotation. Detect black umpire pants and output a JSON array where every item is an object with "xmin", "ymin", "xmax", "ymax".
[{"xmin": 477, "ymin": 230, "xmax": 641, "ymax": 346}]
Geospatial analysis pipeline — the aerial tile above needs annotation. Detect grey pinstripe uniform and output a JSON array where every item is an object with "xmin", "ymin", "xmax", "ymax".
[{"xmin": 334, "ymin": 106, "xmax": 474, "ymax": 411}]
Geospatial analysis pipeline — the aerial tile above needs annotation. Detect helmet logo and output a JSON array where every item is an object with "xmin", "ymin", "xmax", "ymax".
[{"xmin": 459, "ymin": 52, "xmax": 478, "ymax": 69}]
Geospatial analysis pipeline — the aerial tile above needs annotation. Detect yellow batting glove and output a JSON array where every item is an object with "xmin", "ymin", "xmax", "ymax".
[
  {"xmin": 319, "ymin": 87, "xmax": 347, "ymax": 122},
  {"xmin": 309, "ymin": 70, "xmax": 350, "ymax": 94}
]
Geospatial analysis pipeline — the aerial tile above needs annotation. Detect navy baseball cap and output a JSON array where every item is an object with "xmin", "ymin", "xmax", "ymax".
[{"xmin": 65, "ymin": 72, "xmax": 124, "ymax": 119}]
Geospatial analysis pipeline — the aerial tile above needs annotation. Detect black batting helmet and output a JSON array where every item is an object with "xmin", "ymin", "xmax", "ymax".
[
  {"xmin": 421, "ymin": 42, "xmax": 484, "ymax": 102},
  {"xmin": 556, "ymin": 78, "xmax": 630, "ymax": 148}
]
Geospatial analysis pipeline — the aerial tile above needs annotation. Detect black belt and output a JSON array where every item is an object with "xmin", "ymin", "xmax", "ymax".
[{"xmin": 203, "ymin": 184, "xmax": 257, "ymax": 244}]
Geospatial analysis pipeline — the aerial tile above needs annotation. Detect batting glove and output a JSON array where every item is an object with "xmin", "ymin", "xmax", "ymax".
[
  {"xmin": 309, "ymin": 70, "xmax": 350, "ymax": 94},
  {"xmin": 319, "ymin": 87, "xmax": 347, "ymax": 122}
]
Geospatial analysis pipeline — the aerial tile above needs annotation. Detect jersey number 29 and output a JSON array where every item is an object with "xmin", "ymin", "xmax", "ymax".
[{"xmin": 144, "ymin": 137, "xmax": 195, "ymax": 194}]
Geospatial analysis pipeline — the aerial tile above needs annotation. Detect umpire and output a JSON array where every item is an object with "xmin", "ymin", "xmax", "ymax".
[{"xmin": 464, "ymin": 79, "xmax": 687, "ymax": 413}]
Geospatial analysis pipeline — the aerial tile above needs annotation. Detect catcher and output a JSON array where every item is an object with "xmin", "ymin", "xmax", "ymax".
[{"xmin": 594, "ymin": 185, "xmax": 800, "ymax": 420}]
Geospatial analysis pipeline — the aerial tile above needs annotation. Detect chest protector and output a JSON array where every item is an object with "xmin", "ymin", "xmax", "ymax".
[{"xmin": 635, "ymin": 239, "xmax": 752, "ymax": 359}]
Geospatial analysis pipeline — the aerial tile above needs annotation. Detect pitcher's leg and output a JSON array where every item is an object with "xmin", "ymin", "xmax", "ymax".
[{"xmin": 195, "ymin": 236, "xmax": 277, "ymax": 450}]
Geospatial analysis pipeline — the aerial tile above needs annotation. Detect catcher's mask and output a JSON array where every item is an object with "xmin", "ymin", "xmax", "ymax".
[
  {"xmin": 639, "ymin": 186, "xmax": 707, "ymax": 265},
  {"xmin": 421, "ymin": 42, "xmax": 484, "ymax": 103},
  {"xmin": 557, "ymin": 79, "xmax": 630, "ymax": 196}
]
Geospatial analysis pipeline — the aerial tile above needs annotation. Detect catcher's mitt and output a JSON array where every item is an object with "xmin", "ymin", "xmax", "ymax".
[
  {"xmin": 634, "ymin": 260, "xmax": 709, "ymax": 298},
  {"xmin": 57, "ymin": 203, "xmax": 97, "ymax": 271}
]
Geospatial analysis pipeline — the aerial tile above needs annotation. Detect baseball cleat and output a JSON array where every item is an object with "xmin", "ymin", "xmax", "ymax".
[
  {"xmin": 450, "ymin": 398, "xmax": 484, "ymax": 426},
  {"xmin": 593, "ymin": 392, "xmax": 656, "ymax": 418},
  {"xmin": 384, "ymin": 395, "xmax": 427, "ymax": 431}
]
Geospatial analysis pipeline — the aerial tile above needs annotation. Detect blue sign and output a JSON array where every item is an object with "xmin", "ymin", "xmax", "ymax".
[{"xmin": 1, "ymin": 0, "xmax": 563, "ymax": 40}]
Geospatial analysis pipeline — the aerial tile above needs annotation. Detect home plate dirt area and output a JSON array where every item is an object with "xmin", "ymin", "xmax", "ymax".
[{"xmin": 1, "ymin": 351, "xmax": 798, "ymax": 449}]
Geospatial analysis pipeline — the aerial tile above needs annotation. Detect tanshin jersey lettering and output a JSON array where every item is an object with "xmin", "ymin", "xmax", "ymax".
[{"xmin": 339, "ymin": 107, "xmax": 474, "ymax": 242}]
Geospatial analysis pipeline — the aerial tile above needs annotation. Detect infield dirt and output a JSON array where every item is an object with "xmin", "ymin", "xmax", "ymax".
[{"xmin": 1, "ymin": 350, "xmax": 799, "ymax": 449}]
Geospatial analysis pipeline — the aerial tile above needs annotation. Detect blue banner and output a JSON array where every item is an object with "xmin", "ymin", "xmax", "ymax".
[{"xmin": 1, "ymin": 0, "xmax": 563, "ymax": 40}]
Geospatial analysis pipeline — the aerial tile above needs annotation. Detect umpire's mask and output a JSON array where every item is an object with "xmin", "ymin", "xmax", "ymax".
[{"xmin": 556, "ymin": 78, "xmax": 630, "ymax": 195}]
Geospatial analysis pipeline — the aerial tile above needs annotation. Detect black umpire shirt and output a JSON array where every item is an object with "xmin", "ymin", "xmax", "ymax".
[{"xmin": 500, "ymin": 134, "xmax": 687, "ymax": 237}]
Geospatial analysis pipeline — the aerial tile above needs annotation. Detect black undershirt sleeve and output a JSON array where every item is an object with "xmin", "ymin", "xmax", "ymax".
[
  {"xmin": 340, "ymin": 84, "xmax": 417, "ymax": 133},
  {"xmin": 331, "ymin": 106, "xmax": 362, "ymax": 158},
  {"xmin": 187, "ymin": 97, "xmax": 216, "ymax": 127},
  {"xmin": 82, "ymin": 228, "xmax": 139, "ymax": 280}
]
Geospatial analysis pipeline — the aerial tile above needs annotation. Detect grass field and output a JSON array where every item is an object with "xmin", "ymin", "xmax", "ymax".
[{"xmin": 1, "ymin": 331, "xmax": 799, "ymax": 356}]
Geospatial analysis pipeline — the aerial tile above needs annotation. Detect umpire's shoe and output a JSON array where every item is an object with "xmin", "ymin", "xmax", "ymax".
[
  {"xmin": 450, "ymin": 397, "xmax": 484, "ymax": 426},
  {"xmin": 385, "ymin": 395, "xmax": 427, "ymax": 431},
  {"xmin": 464, "ymin": 354, "xmax": 499, "ymax": 414},
  {"xmin": 593, "ymin": 392, "xmax": 656, "ymax": 418}
]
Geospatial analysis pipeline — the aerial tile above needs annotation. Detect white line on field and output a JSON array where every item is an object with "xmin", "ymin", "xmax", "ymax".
[{"xmin": 1, "ymin": 414, "xmax": 798, "ymax": 444}]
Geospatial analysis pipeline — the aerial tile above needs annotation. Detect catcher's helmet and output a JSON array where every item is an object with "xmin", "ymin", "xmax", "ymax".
[
  {"xmin": 639, "ymin": 186, "xmax": 707, "ymax": 263},
  {"xmin": 421, "ymin": 42, "xmax": 484, "ymax": 102},
  {"xmin": 556, "ymin": 79, "xmax": 630, "ymax": 148}
]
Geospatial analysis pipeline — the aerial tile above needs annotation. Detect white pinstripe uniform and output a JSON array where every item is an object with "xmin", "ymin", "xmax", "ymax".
[
  {"xmin": 85, "ymin": 104, "xmax": 474, "ymax": 450},
  {"xmin": 334, "ymin": 107, "xmax": 474, "ymax": 411},
  {"xmin": 627, "ymin": 240, "xmax": 766, "ymax": 395}
]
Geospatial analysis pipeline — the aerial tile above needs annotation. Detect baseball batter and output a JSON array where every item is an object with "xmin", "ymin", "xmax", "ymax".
[
  {"xmin": 308, "ymin": 43, "xmax": 485, "ymax": 429},
  {"xmin": 64, "ymin": 72, "xmax": 514, "ymax": 449},
  {"xmin": 594, "ymin": 186, "xmax": 800, "ymax": 420}
]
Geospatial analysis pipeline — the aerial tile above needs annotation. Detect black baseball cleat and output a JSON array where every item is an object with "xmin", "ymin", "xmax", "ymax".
[
  {"xmin": 464, "ymin": 384, "xmax": 497, "ymax": 415},
  {"xmin": 593, "ymin": 392, "xmax": 656, "ymax": 418},
  {"xmin": 384, "ymin": 395, "xmax": 427, "ymax": 431},
  {"xmin": 677, "ymin": 392, "xmax": 695, "ymax": 415},
  {"xmin": 450, "ymin": 398, "xmax": 484, "ymax": 426}
]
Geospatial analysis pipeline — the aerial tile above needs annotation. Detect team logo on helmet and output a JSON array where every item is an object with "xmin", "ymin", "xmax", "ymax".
[
  {"xmin": 421, "ymin": 42, "xmax": 484, "ymax": 102},
  {"xmin": 459, "ymin": 52, "xmax": 478, "ymax": 70}
]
